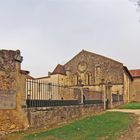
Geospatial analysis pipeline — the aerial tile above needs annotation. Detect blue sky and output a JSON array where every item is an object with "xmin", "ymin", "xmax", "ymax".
[{"xmin": 0, "ymin": 0, "xmax": 140, "ymax": 77}]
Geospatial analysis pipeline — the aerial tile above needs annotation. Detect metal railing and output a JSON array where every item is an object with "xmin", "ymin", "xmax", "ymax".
[
  {"xmin": 25, "ymin": 79, "xmax": 105, "ymax": 108},
  {"xmin": 26, "ymin": 79, "xmax": 75, "ymax": 100},
  {"xmin": 26, "ymin": 99, "xmax": 80, "ymax": 108},
  {"xmin": 83, "ymin": 100, "xmax": 103, "ymax": 105}
]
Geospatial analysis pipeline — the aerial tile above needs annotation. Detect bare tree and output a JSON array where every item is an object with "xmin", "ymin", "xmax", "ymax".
[
  {"xmin": 130, "ymin": 0, "xmax": 140, "ymax": 21},
  {"xmin": 130, "ymin": 0, "xmax": 140, "ymax": 8}
]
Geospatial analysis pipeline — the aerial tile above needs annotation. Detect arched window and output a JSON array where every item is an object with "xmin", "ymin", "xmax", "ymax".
[
  {"xmin": 74, "ymin": 73, "xmax": 80, "ymax": 85},
  {"xmin": 95, "ymin": 65, "xmax": 101, "ymax": 84},
  {"xmin": 86, "ymin": 72, "xmax": 92, "ymax": 85}
]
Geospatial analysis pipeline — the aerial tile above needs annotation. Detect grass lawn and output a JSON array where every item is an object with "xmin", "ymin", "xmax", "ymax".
[
  {"xmin": 5, "ymin": 112, "xmax": 134, "ymax": 140},
  {"xmin": 118, "ymin": 102, "xmax": 140, "ymax": 109}
]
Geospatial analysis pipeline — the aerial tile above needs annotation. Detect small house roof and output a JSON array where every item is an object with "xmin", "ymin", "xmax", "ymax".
[
  {"xmin": 51, "ymin": 64, "xmax": 66, "ymax": 75},
  {"xmin": 129, "ymin": 69, "xmax": 140, "ymax": 78}
]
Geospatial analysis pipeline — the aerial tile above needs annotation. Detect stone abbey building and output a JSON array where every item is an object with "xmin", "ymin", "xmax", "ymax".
[
  {"xmin": 37, "ymin": 50, "xmax": 134, "ymax": 103},
  {"xmin": 0, "ymin": 49, "xmax": 140, "ymax": 133}
]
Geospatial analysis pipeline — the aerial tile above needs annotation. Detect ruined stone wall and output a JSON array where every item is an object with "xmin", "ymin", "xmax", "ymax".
[
  {"xmin": 64, "ymin": 50, "xmax": 124, "ymax": 86},
  {"xmin": 28, "ymin": 104, "xmax": 104, "ymax": 128},
  {"xmin": 0, "ymin": 50, "xmax": 28, "ymax": 134}
]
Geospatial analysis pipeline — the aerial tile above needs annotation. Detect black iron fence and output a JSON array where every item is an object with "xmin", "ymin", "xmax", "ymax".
[
  {"xmin": 112, "ymin": 94, "xmax": 123, "ymax": 102},
  {"xmin": 26, "ymin": 99, "xmax": 80, "ymax": 108},
  {"xmin": 26, "ymin": 79, "xmax": 123, "ymax": 108},
  {"xmin": 83, "ymin": 100, "xmax": 103, "ymax": 105},
  {"xmin": 26, "ymin": 79, "xmax": 75, "ymax": 100}
]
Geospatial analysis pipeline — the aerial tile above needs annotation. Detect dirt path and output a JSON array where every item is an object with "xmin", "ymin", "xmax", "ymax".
[{"xmin": 108, "ymin": 109, "xmax": 140, "ymax": 140}]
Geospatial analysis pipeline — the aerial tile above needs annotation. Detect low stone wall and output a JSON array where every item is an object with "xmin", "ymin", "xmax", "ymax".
[
  {"xmin": 0, "ymin": 110, "xmax": 28, "ymax": 134},
  {"xmin": 27, "ymin": 104, "xmax": 104, "ymax": 128},
  {"xmin": 112, "ymin": 101, "xmax": 124, "ymax": 108}
]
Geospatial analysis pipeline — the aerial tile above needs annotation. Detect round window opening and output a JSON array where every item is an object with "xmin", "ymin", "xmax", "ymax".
[{"xmin": 78, "ymin": 61, "xmax": 87, "ymax": 73}]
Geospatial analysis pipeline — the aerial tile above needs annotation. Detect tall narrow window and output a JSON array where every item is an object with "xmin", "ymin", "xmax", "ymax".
[
  {"xmin": 77, "ymin": 75, "xmax": 79, "ymax": 85},
  {"xmin": 86, "ymin": 72, "xmax": 92, "ymax": 85},
  {"xmin": 95, "ymin": 65, "xmax": 101, "ymax": 84},
  {"xmin": 87, "ymin": 74, "xmax": 90, "ymax": 85},
  {"xmin": 73, "ymin": 74, "xmax": 80, "ymax": 85}
]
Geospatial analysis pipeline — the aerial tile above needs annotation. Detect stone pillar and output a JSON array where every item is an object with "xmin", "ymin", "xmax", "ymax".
[
  {"xmin": 100, "ymin": 79, "xmax": 106, "ymax": 110},
  {"xmin": 0, "ymin": 50, "xmax": 29, "ymax": 134},
  {"xmin": 107, "ymin": 82, "xmax": 112, "ymax": 109},
  {"xmin": 79, "ymin": 87, "xmax": 84, "ymax": 104}
]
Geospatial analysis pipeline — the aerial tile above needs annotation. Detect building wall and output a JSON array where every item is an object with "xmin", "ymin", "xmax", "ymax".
[
  {"xmin": 123, "ymin": 71, "xmax": 133, "ymax": 103},
  {"xmin": 39, "ymin": 50, "xmax": 131, "ymax": 102},
  {"xmin": 112, "ymin": 85, "xmax": 123, "ymax": 95},
  {"xmin": 64, "ymin": 51, "xmax": 124, "ymax": 86},
  {"xmin": 40, "ymin": 74, "xmax": 66, "ymax": 86},
  {"xmin": 63, "ymin": 51, "xmax": 126, "ymax": 102},
  {"xmin": 130, "ymin": 78, "xmax": 140, "ymax": 102},
  {"xmin": 27, "ymin": 75, "xmax": 77, "ymax": 100}
]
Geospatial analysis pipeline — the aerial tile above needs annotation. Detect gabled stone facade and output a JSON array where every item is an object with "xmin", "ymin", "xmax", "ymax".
[
  {"xmin": 64, "ymin": 50, "xmax": 124, "ymax": 86},
  {"xmin": 39, "ymin": 50, "xmax": 132, "ymax": 103}
]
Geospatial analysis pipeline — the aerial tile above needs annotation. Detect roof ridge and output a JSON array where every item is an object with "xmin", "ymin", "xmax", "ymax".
[
  {"xmin": 64, "ymin": 49, "xmax": 123, "ymax": 66},
  {"xmin": 82, "ymin": 50, "xmax": 123, "ymax": 64}
]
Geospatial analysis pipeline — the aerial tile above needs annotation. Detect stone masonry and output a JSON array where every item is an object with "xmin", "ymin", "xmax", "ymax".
[
  {"xmin": 0, "ymin": 50, "xmax": 28, "ymax": 134},
  {"xmin": 64, "ymin": 50, "xmax": 124, "ymax": 85},
  {"xmin": 28, "ymin": 104, "xmax": 104, "ymax": 128}
]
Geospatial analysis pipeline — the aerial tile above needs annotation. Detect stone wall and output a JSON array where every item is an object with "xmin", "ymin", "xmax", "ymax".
[
  {"xmin": 0, "ymin": 50, "xmax": 28, "ymax": 134},
  {"xmin": 28, "ymin": 104, "xmax": 104, "ymax": 128},
  {"xmin": 130, "ymin": 78, "xmax": 140, "ymax": 102},
  {"xmin": 64, "ymin": 50, "xmax": 124, "ymax": 86},
  {"xmin": 112, "ymin": 101, "xmax": 124, "ymax": 108},
  {"xmin": 123, "ymin": 70, "xmax": 132, "ymax": 103}
]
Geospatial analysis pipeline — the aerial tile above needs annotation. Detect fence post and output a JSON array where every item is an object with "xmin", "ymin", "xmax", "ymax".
[
  {"xmin": 107, "ymin": 82, "xmax": 112, "ymax": 109},
  {"xmin": 27, "ymin": 94, "xmax": 31, "ymax": 108},
  {"xmin": 77, "ymin": 79, "xmax": 84, "ymax": 104},
  {"xmin": 100, "ymin": 79, "xmax": 106, "ymax": 110},
  {"xmin": 80, "ymin": 87, "xmax": 84, "ymax": 104}
]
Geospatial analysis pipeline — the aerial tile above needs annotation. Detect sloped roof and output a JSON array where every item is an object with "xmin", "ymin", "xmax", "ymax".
[
  {"xmin": 123, "ymin": 66, "xmax": 133, "ymax": 81},
  {"xmin": 64, "ymin": 50, "xmax": 123, "ymax": 66},
  {"xmin": 51, "ymin": 64, "xmax": 66, "ymax": 75},
  {"xmin": 129, "ymin": 69, "xmax": 140, "ymax": 78},
  {"xmin": 20, "ymin": 70, "xmax": 35, "ymax": 79}
]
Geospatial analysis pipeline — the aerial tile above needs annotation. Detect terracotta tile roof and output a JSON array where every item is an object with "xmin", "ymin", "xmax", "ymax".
[
  {"xmin": 129, "ymin": 69, "xmax": 140, "ymax": 78},
  {"xmin": 51, "ymin": 64, "xmax": 66, "ymax": 75}
]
